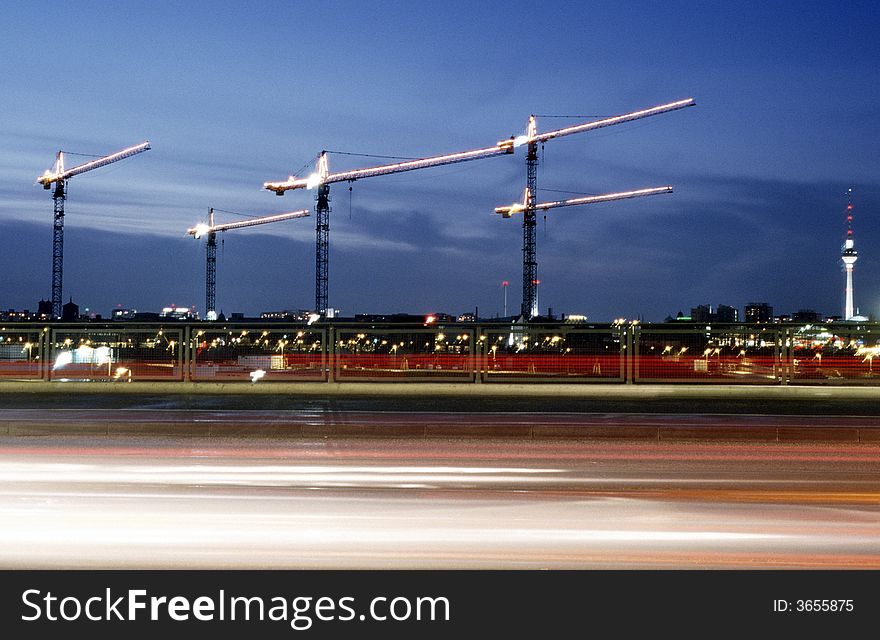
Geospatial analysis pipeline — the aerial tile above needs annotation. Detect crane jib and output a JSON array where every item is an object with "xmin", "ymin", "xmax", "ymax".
[
  {"xmin": 264, "ymin": 144, "xmax": 513, "ymax": 193},
  {"xmin": 37, "ymin": 141, "xmax": 151, "ymax": 186}
]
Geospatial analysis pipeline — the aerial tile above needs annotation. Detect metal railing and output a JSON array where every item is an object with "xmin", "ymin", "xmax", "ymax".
[{"xmin": 3, "ymin": 321, "xmax": 880, "ymax": 386}]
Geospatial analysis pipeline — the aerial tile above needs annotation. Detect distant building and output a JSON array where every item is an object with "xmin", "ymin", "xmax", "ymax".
[
  {"xmin": 686, "ymin": 304, "xmax": 739, "ymax": 323},
  {"xmin": 690, "ymin": 305, "xmax": 712, "ymax": 323},
  {"xmin": 744, "ymin": 302, "xmax": 773, "ymax": 323},
  {"xmin": 37, "ymin": 299, "xmax": 53, "ymax": 318},
  {"xmin": 61, "ymin": 299, "xmax": 80, "ymax": 322},
  {"xmin": 457, "ymin": 313, "xmax": 476, "ymax": 323},
  {"xmin": 664, "ymin": 311, "xmax": 692, "ymax": 322},
  {"xmin": 791, "ymin": 309, "xmax": 822, "ymax": 323},
  {"xmin": 112, "ymin": 308, "xmax": 138, "ymax": 320},
  {"xmin": 355, "ymin": 313, "xmax": 425, "ymax": 323},
  {"xmin": 354, "ymin": 313, "xmax": 457, "ymax": 324},
  {"xmin": 716, "ymin": 304, "xmax": 739, "ymax": 323},
  {"xmin": 159, "ymin": 306, "xmax": 198, "ymax": 320},
  {"xmin": 260, "ymin": 310, "xmax": 313, "ymax": 321},
  {"xmin": 0, "ymin": 309, "xmax": 36, "ymax": 321}
]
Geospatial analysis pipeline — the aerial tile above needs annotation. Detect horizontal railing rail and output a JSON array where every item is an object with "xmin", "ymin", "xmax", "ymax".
[{"xmin": 1, "ymin": 321, "xmax": 879, "ymax": 386}]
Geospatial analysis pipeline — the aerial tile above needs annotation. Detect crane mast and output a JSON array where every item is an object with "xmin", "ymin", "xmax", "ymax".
[
  {"xmin": 187, "ymin": 208, "xmax": 310, "ymax": 320},
  {"xmin": 36, "ymin": 141, "xmax": 150, "ymax": 318},
  {"xmin": 51, "ymin": 178, "xmax": 65, "ymax": 320},
  {"xmin": 524, "ymin": 117, "xmax": 539, "ymax": 318},
  {"xmin": 315, "ymin": 183, "xmax": 331, "ymax": 316},
  {"xmin": 265, "ymin": 142, "xmax": 514, "ymax": 315},
  {"xmin": 206, "ymin": 228, "xmax": 217, "ymax": 320},
  {"xmin": 502, "ymin": 99, "xmax": 694, "ymax": 319}
]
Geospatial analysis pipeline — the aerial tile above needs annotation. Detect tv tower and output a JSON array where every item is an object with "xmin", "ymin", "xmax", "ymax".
[{"xmin": 841, "ymin": 188, "xmax": 858, "ymax": 320}]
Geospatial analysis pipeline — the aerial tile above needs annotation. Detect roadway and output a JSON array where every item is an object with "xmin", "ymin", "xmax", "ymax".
[
  {"xmin": 6, "ymin": 387, "xmax": 880, "ymax": 416},
  {"xmin": 1, "ymin": 412, "xmax": 879, "ymax": 568}
]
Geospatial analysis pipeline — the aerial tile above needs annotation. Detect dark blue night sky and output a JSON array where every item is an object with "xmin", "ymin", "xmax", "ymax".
[{"xmin": 1, "ymin": 1, "xmax": 878, "ymax": 320}]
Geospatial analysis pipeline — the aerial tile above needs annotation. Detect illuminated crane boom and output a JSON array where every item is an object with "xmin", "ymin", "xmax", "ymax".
[
  {"xmin": 264, "ymin": 142, "xmax": 514, "ymax": 315},
  {"xmin": 264, "ymin": 145, "xmax": 512, "ymax": 194},
  {"xmin": 504, "ymin": 98, "xmax": 694, "ymax": 319},
  {"xmin": 187, "ymin": 208, "xmax": 310, "ymax": 320},
  {"xmin": 187, "ymin": 209, "xmax": 310, "ymax": 237},
  {"xmin": 35, "ymin": 141, "xmax": 151, "ymax": 318},
  {"xmin": 495, "ymin": 186, "xmax": 672, "ymax": 217},
  {"xmin": 37, "ymin": 142, "xmax": 151, "ymax": 187},
  {"xmin": 501, "ymin": 98, "xmax": 695, "ymax": 149}
]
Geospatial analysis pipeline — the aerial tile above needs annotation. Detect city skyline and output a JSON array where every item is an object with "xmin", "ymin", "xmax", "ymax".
[{"xmin": 1, "ymin": 2, "xmax": 878, "ymax": 321}]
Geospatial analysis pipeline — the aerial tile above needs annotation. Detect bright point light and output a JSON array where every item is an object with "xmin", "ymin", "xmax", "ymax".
[
  {"xmin": 249, "ymin": 369, "xmax": 266, "ymax": 383},
  {"xmin": 305, "ymin": 172, "xmax": 322, "ymax": 190},
  {"xmin": 192, "ymin": 223, "xmax": 210, "ymax": 239},
  {"xmin": 53, "ymin": 351, "xmax": 72, "ymax": 370}
]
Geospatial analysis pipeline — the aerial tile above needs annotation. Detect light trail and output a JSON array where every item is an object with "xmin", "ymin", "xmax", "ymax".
[{"xmin": 1, "ymin": 429, "xmax": 879, "ymax": 569}]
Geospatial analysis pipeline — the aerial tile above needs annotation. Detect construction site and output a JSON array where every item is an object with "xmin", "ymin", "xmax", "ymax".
[{"xmin": 32, "ymin": 99, "xmax": 695, "ymax": 324}]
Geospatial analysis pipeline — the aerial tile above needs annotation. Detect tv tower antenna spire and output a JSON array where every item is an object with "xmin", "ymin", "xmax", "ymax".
[{"xmin": 841, "ymin": 187, "xmax": 858, "ymax": 320}]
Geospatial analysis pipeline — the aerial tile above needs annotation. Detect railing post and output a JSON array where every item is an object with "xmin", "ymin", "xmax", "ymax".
[
  {"xmin": 474, "ymin": 326, "xmax": 482, "ymax": 384},
  {"xmin": 39, "ymin": 326, "xmax": 48, "ymax": 380},
  {"xmin": 327, "ymin": 325, "xmax": 335, "ymax": 383},
  {"xmin": 626, "ymin": 325, "xmax": 636, "ymax": 384},
  {"xmin": 775, "ymin": 326, "xmax": 786, "ymax": 385},
  {"xmin": 183, "ymin": 324, "xmax": 192, "ymax": 382},
  {"xmin": 46, "ymin": 328, "xmax": 56, "ymax": 381}
]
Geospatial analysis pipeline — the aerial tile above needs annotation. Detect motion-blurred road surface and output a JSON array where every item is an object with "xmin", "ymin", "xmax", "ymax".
[{"xmin": 1, "ymin": 410, "xmax": 878, "ymax": 568}]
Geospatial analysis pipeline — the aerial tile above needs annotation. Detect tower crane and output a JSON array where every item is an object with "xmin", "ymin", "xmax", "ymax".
[
  {"xmin": 495, "ymin": 186, "xmax": 673, "ymax": 316},
  {"xmin": 264, "ymin": 142, "xmax": 515, "ymax": 316},
  {"xmin": 497, "ymin": 98, "xmax": 694, "ymax": 318},
  {"xmin": 36, "ymin": 141, "xmax": 151, "ymax": 318},
  {"xmin": 187, "ymin": 208, "xmax": 310, "ymax": 320}
]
